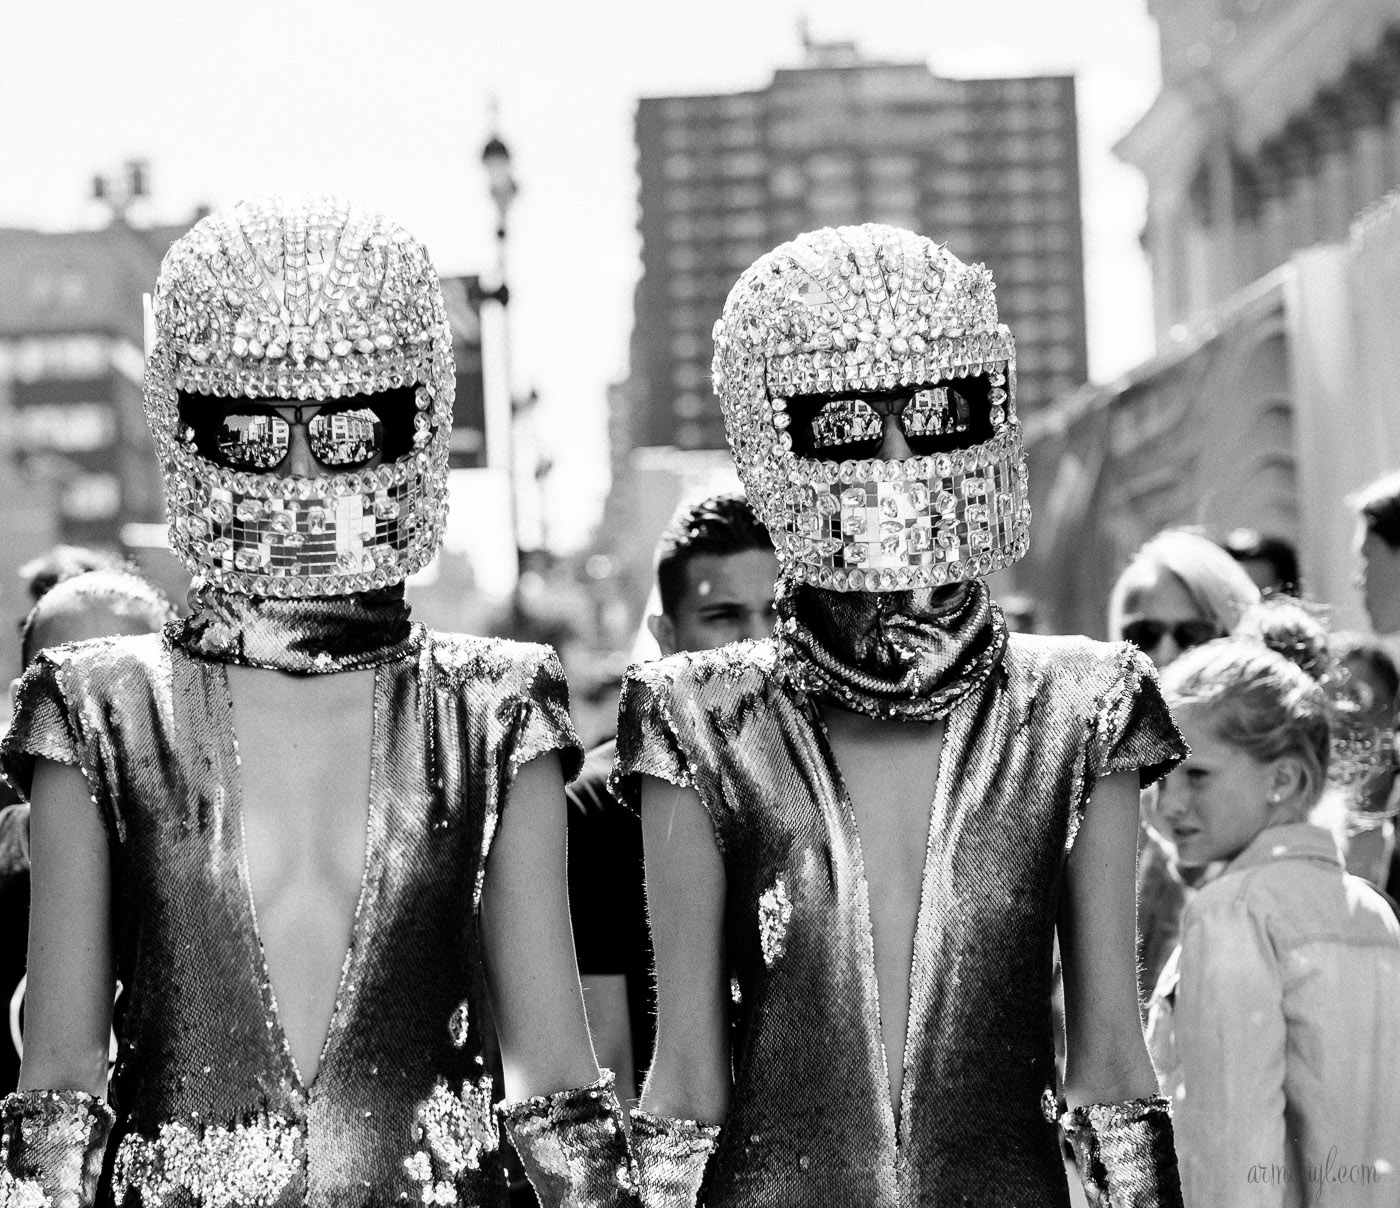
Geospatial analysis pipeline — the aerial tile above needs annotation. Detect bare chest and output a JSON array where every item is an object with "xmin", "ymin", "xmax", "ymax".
[
  {"xmin": 818, "ymin": 706, "xmax": 945, "ymax": 1116},
  {"xmin": 227, "ymin": 670, "xmax": 374, "ymax": 902},
  {"xmin": 821, "ymin": 712, "xmax": 944, "ymax": 912},
  {"xmin": 223, "ymin": 667, "xmax": 375, "ymax": 1082}
]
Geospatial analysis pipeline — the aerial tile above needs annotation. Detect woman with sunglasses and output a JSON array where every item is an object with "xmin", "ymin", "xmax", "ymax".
[
  {"xmin": 1108, "ymin": 529, "xmax": 1262, "ymax": 1006},
  {"xmin": 0, "ymin": 198, "xmax": 632, "ymax": 1208},
  {"xmin": 1109, "ymin": 530, "xmax": 1262, "ymax": 672}
]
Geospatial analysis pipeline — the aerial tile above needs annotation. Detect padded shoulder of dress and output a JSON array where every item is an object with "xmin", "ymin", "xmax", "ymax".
[
  {"xmin": 623, "ymin": 638, "xmax": 779, "ymax": 702},
  {"xmin": 1001, "ymin": 631, "xmax": 1149, "ymax": 689},
  {"xmin": 37, "ymin": 630, "xmax": 169, "ymax": 684},
  {"xmin": 425, "ymin": 631, "xmax": 563, "ymax": 684}
]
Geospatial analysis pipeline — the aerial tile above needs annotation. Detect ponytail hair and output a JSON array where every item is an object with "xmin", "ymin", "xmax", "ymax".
[{"xmin": 1161, "ymin": 600, "xmax": 1333, "ymax": 814}]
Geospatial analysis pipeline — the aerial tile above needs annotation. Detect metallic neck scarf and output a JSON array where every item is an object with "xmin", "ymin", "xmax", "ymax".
[
  {"xmin": 173, "ymin": 579, "xmax": 418, "ymax": 673},
  {"xmin": 774, "ymin": 577, "xmax": 1008, "ymax": 721}
]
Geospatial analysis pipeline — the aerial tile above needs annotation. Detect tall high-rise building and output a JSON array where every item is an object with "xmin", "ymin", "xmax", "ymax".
[{"xmin": 625, "ymin": 42, "xmax": 1087, "ymax": 453}]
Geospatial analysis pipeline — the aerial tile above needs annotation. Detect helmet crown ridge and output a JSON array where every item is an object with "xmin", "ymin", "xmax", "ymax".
[
  {"xmin": 711, "ymin": 222, "xmax": 1030, "ymax": 593},
  {"xmin": 145, "ymin": 194, "xmax": 455, "ymax": 599},
  {"xmin": 153, "ymin": 193, "xmax": 448, "ymax": 400}
]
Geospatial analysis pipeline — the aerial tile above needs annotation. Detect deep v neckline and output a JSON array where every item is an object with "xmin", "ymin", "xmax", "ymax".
[
  {"xmin": 218, "ymin": 663, "xmax": 383, "ymax": 1096},
  {"xmin": 807, "ymin": 698, "xmax": 959, "ymax": 1148}
]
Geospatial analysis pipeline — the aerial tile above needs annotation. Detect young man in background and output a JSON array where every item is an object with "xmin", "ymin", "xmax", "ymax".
[{"xmin": 567, "ymin": 492, "xmax": 775, "ymax": 1105}]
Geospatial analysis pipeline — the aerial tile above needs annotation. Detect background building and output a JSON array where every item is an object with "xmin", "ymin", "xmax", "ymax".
[
  {"xmin": 1123, "ymin": 0, "xmax": 1400, "ymax": 341},
  {"xmin": 623, "ymin": 39, "xmax": 1088, "ymax": 455},
  {"xmin": 1023, "ymin": 0, "xmax": 1400, "ymax": 637},
  {"xmin": 0, "ymin": 218, "xmax": 188, "ymax": 550}
]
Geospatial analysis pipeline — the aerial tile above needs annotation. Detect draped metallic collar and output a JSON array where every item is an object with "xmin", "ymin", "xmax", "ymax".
[
  {"xmin": 172, "ymin": 579, "xmax": 419, "ymax": 673},
  {"xmin": 774, "ymin": 577, "xmax": 1008, "ymax": 722}
]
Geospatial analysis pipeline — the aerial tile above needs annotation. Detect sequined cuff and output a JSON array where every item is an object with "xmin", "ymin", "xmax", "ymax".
[
  {"xmin": 1058, "ymin": 1094, "xmax": 1183, "ymax": 1208},
  {"xmin": 497, "ymin": 1070, "xmax": 637, "ymax": 1208},
  {"xmin": 0, "ymin": 1089, "xmax": 115, "ymax": 1208},
  {"xmin": 629, "ymin": 1112, "xmax": 720, "ymax": 1208}
]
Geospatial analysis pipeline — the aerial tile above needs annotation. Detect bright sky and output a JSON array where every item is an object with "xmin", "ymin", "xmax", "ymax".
[{"xmin": 0, "ymin": 0, "xmax": 1162, "ymax": 551}]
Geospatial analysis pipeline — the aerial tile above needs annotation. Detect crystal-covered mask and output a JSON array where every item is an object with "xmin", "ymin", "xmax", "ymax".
[
  {"xmin": 145, "ymin": 194, "xmax": 454, "ymax": 597},
  {"xmin": 712, "ymin": 224, "xmax": 1029, "ymax": 592}
]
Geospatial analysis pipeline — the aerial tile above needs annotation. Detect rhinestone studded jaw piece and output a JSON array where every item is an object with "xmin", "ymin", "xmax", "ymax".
[
  {"xmin": 713, "ymin": 223, "xmax": 1031, "ymax": 592},
  {"xmin": 778, "ymin": 425, "xmax": 1030, "ymax": 593},
  {"xmin": 144, "ymin": 194, "xmax": 454, "ymax": 598}
]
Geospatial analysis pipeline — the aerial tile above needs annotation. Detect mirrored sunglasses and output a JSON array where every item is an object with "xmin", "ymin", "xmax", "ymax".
[
  {"xmin": 790, "ymin": 378, "xmax": 990, "ymax": 461},
  {"xmin": 214, "ymin": 405, "xmax": 384, "ymax": 471}
]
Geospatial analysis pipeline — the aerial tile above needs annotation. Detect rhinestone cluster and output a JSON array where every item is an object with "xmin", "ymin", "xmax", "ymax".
[
  {"xmin": 144, "ymin": 195, "xmax": 454, "ymax": 597},
  {"xmin": 713, "ymin": 224, "xmax": 1029, "ymax": 590},
  {"xmin": 111, "ymin": 1115, "xmax": 301, "ymax": 1208},
  {"xmin": 403, "ymin": 1076, "xmax": 499, "ymax": 1205}
]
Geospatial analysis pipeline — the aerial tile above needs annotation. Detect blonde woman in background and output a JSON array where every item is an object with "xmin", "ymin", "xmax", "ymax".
[{"xmin": 1108, "ymin": 529, "xmax": 1262, "ymax": 1004}]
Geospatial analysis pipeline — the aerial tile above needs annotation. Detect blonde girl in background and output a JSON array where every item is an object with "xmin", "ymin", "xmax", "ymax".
[{"xmin": 1147, "ymin": 606, "xmax": 1400, "ymax": 1207}]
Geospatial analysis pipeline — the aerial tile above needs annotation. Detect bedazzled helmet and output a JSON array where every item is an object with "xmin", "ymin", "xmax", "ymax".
[
  {"xmin": 144, "ymin": 194, "xmax": 453, "ymax": 597},
  {"xmin": 712, "ymin": 224, "xmax": 1029, "ymax": 592}
]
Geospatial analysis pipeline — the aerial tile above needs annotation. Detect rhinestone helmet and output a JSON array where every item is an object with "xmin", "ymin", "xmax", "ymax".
[
  {"xmin": 712, "ymin": 224, "xmax": 1029, "ymax": 592},
  {"xmin": 145, "ymin": 194, "xmax": 454, "ymax": 597}
]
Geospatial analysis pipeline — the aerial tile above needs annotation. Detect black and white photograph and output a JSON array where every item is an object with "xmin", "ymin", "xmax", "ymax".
[{"xmin": 0, "ymin": 2, "xmax": 1398, "ymax": 1205}]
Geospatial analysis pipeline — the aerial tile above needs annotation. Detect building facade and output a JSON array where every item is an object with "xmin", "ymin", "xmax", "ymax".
[
  {"xmin": 0, "ymin": 220, "xmax": 192, "ymax": 551},
  {"xmin": 1122, "ymin": 0, "xmax": 1400, "ymax": 338},
  {"xmin": 1022, "ymin": 0, "xmax": 1400, "ymax": 637},
  {"xmin": 625, "ymin": 42, "xmax": 1088, "ymax": 453}
]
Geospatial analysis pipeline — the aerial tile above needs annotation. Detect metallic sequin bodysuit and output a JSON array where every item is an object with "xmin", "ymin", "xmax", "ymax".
[
  {"xmin": 1, "ymin": 627, "xmax": 580, "ymax": 1208},
  {"xmin": 615, "ymin": 633, "xmax": 1184, "ymax": 1207}
]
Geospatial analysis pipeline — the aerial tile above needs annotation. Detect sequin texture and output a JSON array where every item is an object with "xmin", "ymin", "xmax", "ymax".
[
  {"xmin": 757, "ymin": 876, "xmax": 792, "ymax": 969},
  {"xmin": 0, "ymin": 1089, "xmax": 113, "ymax": 1208},
  {"xmin": 172, "ymin": 580, "xmax": 417, "ymax": 673},
  {"xmin": 497, "ymin": 1071, "xmax": 636, "ymax": 1208},
  {"xmin": 402, "ymin": 1076, "xmax": 500, "ymax": 1205},
  {"xmin": 774, "ymin": 578, "xmax": 1008, "ymax": 722},
  {"xmin": 629, "ymin": 1112, "xmax": 721, "ymax": 1208},
  {"xmin": 0, "ymin": 1172, "xmax": 46, "ymax": 1208},
  {"xmin": 0, "ymin": 631, "xmax": 582, "ymax": 1207},
  {"xmin": 111, "ymin": 1115, "xmax": 301, "ymax": 1208},
  {"xmin": 616, "ymin": 635, "xmax": 1186, "ymax": 1205},
  {"xmin": 1059, "ymin": 1095, "xmax": 1183, "ymax": 1207}
]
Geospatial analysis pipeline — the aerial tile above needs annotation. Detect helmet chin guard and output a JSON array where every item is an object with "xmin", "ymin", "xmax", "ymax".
[
  {"xmin": 712, "ymin": 224, "xmax": 1029, "ymax": 593},
  {"xmin": 145, "ymin": 194, "xmax": 454, "ymax": 598}
]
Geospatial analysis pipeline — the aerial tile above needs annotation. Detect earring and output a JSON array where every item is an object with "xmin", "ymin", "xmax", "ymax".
[{"xmin": 1268, "ymin": 791, "xmax": 1284, "ymax": 805}]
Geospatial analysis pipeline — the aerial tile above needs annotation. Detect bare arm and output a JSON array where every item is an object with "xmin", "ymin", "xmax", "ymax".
[
  {"xmin": 480, "ymin": 751, "xmax": 599, "ymax": 1100},
  {"xmin": 1058, "ymin": 771, "xmax": 1160, "ymax": 1106},
  {"xmin": 579, "ymin": 974, "xmax": 637, "ymax": 1103},
  {"xmin": 19, "ymin": 759, "xmax": 114, "ymax": 1097},
  {"xmin": 637, "ymin": 776, "xmax": 729, "ymax": 1124}
]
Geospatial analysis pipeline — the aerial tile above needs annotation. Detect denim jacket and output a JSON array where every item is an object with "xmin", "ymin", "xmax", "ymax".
[{"xmin": 1147, "ymin": 822, "xmax": 1400, "ymax": 1207}]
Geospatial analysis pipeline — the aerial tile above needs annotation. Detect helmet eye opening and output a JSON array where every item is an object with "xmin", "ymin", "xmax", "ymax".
[
  {"xmin": 177, "ymin": 386, "xmax": 420, "ymax": 470},
  {"xmin": 782, "ymin": 375, "xmax": 995, "ymax": 462}
]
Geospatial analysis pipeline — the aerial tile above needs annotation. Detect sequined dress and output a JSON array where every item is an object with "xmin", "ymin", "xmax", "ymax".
[
  {"xmin": 615, "ymin": 633, "xmax": 1184, "ymax": 1207},
  {"xmin": 0, "ymin": 627, "xmax": 581, "ymax": 1208}
]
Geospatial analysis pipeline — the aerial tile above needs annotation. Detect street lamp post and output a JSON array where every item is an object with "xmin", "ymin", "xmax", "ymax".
[{"xmin": 475, "ymin": 130, "xmax": 522, "ymax": 587}]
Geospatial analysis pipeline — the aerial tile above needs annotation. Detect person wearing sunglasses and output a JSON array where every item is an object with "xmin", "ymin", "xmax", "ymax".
[
  {"xmin": 615, "ymin": 225, "xmax": 1189, "ymax": 1207},
  {"xmin": 0, "ymin": 197, "xmax": 631, "ymax": 1208},
  {"xmin": 1107, "ymin": 529, "xmax": 1263, "ymax": 1009},
  {"xmin": 1109, "ymin": 531, "xmax": 1261, "ymax": 673}
]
